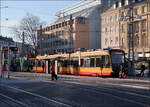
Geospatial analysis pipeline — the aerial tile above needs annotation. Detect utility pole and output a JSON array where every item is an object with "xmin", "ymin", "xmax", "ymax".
[
  {"xmin": 69, "ymin": 14, "xmax": 73, "ymax": 74},
  {"xmin": 7, "ymin": 45, "xmax": 10, "ymax": 78},
  {"xmin": 128, "ymin": 6, "xmax": 135, "ymax": 76},
  {"xmin": 22, "ymin": 31, "xmax": 24, "ymax": 57},
  {"xmin": 40, "ymin": 25, "xmax": 42, "ymax": 55}
]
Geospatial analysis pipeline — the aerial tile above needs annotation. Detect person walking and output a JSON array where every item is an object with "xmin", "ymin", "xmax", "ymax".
[
  {"xmin": 51, "ymin": 62, "xmax": 57, "ymax": 80},
  {"xmin": 140, "ymin": 64, "xmax": 146, "ymax": 77}
]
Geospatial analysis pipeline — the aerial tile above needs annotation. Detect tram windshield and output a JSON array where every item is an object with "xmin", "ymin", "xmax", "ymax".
[{"xmin": 110, "ymin": 52, "xmax": 125, "ymax": 64}]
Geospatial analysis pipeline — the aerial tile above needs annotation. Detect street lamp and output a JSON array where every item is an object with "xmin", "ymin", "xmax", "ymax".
[
  {"xmin": 120, "ymin": 6, "xmax": 141, "ymax": 76},
  {"xmin": 68, "ymin": 14, "xmax": 73, "ymax": 74}
]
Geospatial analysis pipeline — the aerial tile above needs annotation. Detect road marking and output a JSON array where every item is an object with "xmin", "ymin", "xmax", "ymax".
[
  {"xmin": 64, "ymin": 81, "xmax": 150, "ymax": 107},
  {"xmin": 1, "ymin": 85, "xmax": 73, "ymax": 107},
  {"xmin": 0, "ymin": 93, "xmax": 28, "ymax": 107},
  {"xmin": 118, "ymin": 84, "xmax": 150, "ymax": 90}
]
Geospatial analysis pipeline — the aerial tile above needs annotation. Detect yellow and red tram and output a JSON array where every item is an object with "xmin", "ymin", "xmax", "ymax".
[{"xmin": 34, "ymin": 49, "xmax": 126, "ymax": 77}]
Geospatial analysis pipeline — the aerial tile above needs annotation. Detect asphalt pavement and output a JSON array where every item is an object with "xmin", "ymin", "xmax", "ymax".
[{"xmin": 0, "ymin": 72, "xmax": 150, "ymax": 107}]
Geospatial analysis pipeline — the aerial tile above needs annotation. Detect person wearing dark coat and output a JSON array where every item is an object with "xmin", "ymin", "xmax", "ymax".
[
  {"xmin": 140, "ymin": 64, "xmax": 146, "ymax": 77},
  {"xmin": 51, "ymin": 63, "xmax": 57, "ymax": 80}
]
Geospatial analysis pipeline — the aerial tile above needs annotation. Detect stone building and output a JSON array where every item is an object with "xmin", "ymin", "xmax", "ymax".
[
  {"xmin": 119, "ymin": 0, "xmax": 150, "ymax": 59},
  {"xmin": 101, "ymin": 0, "xmax": 150, "ymax": 60},
  {"xmin": 0, "ymin": 35, "xmax": 14, "ymax": 50},
  {"xmin": 37, "ymin": 0, "xmax": 117, "ymax": 55}
]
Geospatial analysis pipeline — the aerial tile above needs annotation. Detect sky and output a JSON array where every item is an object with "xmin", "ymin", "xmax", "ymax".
[{"xmin": 1, "ymin": 0, "xmax": 79, "ymax": 40}]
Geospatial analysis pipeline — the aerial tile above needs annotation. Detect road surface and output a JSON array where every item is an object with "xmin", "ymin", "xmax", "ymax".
[{"xmin": 0, "ymin": 72, "xmax": 150, "ymax": 107}]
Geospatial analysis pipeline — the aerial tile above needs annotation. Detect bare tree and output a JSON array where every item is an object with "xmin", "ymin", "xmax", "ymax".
[{"xmin": 13, "ymin": 13, "xmax": 45, "ymax": 56}]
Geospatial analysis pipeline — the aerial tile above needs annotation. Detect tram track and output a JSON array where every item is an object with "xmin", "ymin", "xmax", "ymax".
[
  {"xmin": 0, "ymin": 93, "xmax": 27, "ymax": 107},
  {"xmin": 10, "ymin": 75, "xmax": 150, "ymax": 107},
  {"xmin": 3, "ymin": 74, "xmax": 150, "ymax": 107},
  {"xmin": 0, "ymin": 84, "xmax": 73, "ymax": 107},
  {"xmin": 43, "ymin": 80, "xmax": 150, "ymax": 107},
  {"xmin": 60, "ymin": 81, "xmax": 150, "ymax": 107},
  {"xmin": 24, "ymin": 78, "xmax": 150, "ymax": 107}
]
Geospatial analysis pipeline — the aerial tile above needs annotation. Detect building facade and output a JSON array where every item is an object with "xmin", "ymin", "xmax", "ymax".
[
  {"xmin": 0, "ymin": 35, "xmax": 14, "ymax": 50},
  {"xmin": 37, "ymin": 0, "xmax": 117, "ymax": 55},
  {"xmin": 101, "ymin": 0, "xmax": 150, "ymax": 59},
  {"xmin": 119, "ymin": 0, "xmax": 150, "ymax": 58},
  {"xmin": 101, "ymin": 6, "xmax": 120, "ymax": 49}
]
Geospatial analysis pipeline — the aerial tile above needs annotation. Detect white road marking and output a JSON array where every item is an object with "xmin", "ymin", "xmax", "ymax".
[
  {"xmin": 1, "ymin": 85, "xmax": 73, "ymax": 107},
  {"xmin": 0, "ymin": 93, "xmax": 28, "ymax": 107}
]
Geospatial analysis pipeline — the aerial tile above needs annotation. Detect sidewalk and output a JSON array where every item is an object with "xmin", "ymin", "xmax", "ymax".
[
  {"xmin": 1, "ymin": 71, "xmax": 150, "ymax": 82},
  {"xmin": 126, "ymin": 76, "xmax": 150, "ymax": 81}
]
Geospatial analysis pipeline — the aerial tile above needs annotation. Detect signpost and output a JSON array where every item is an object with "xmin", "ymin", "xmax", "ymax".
[{"xmin": 2, "ymin": 46, "xmax": 18, "ymax": 78}]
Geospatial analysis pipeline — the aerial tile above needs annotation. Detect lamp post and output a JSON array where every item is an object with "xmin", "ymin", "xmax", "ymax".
[
  {"xmin": 40, "ymin": 25, "xmax": 43, "ymax": 56},
  {"xmin": 120, "ymin": 6, "xmax": 142, "ymax": 76},
  {"xmin": 68, "ymin": 14, "xmax": 73, "ymax": 74}
]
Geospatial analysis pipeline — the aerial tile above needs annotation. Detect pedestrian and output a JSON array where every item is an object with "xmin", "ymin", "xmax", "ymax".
[
  {"xmin": 140, "ymin": 64, "xmax": 146, "ymax": 77},
  {"xmin": 51, "ymin": 62, "xmax": 57, "ymax": 80},
  {"xmin": 42, "ymin": 63, "xmax": 45, "ymax": 72}
]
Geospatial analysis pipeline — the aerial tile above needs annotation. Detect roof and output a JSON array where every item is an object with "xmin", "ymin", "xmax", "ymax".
[
  {"xmin": 55, "ymin": 0, "xmax": 102, "ymax": 18},
  {"xmin": 54, "ymin": 6, "xmax": 97, "ymax": 24},
  {"xmin": 36, "ymin": 50, "xmax": 109, "ymax": 60}
]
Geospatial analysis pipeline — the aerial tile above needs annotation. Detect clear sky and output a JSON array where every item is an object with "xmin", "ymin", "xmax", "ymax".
[{"xmin": 1, "ymin": 0, "xmax": 79, "ymax": 40}]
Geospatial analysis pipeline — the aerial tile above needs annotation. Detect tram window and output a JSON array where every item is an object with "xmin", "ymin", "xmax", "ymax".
[
  {"xmin": 23, "ymin": 61, "xmax": 28, "ymax": 67},
  {"xmin": 101, "ymin": 55, "xmax": 110, "ymax": 68},
  {"xmin": 90, "ymin": 58, "xmax": 95, "ymax": 67},
  {"xmin": 83, "ymin": 58, "xmax": 90, "ymax": 67},
  {"xmin": 96, "ymin": 58, "xmax": 101, "ymax": 67},
  {"xmin": 105, "ymin": 56, "xmax": 110, "ymax": 68},
  {"xmin": 81, "ymin": 59, "xmax": 84, "ymax": 67},
  {"xmin": 37, "ymin": 61, "xmax": 41, "ymax": 66},
  {"xmin": 62, "ymin": 60, "xmax": 68, "ymax": 67}
]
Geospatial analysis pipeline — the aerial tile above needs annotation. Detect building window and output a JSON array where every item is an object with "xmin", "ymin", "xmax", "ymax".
[
  {"xmin": 77, "ymin": 17, "xmax": 85, "ymax": 24},
  {"xmin": 105, "ymin": 17, "xmax": 107, "ymax": 23},
  {"xmin": 135, "ymin": 36, "xmax": 140, "ymax": 47},
  {"xmin": 110, "ymin": 38, "xmax": 113, "ymax": 45},
  {"xmin": 53, "ymin": 25, "xmax": 55, "ymax": 29},
  {"xmin": 105, "ymin": 38, "xmax": 108, "ymax": 45},
  {"xmin": 122, "ymin": 37, "xmax": 125, "ymax": 48},
  {"xmin": 122, "ymin": 24, "xmax": 125, "ymax": 33},
  {"xmin": 115, "ymin": 37, "xmax": 118, "ymax": 44},
  {"xmin": 105, "ymin": 28, "xmax": 108, "ymax": 34},
  {"xmin": 59, "ymin": 23, "xmax": 61, "ymax": 28},
  {"xmin": 56, "ymin": 24, "xmax": 58, "ymax": 28},
  {"xmin": 141, "ymin": 20, "xmax": 146, "ymax": 32},
  {"xmin": 110, "ymin": 16, "xmax": 113, "ymax": 22},
  {"xmin": 115, "ymin": 14, "xmax": 118, "ymax": 21},
  {"xmin": 141, "ymin": 35, "xmax": 146, "ymax": 47},
  {"xmin": 62, "ymin": 22, "xmax": 65, "ymax": 27},
  {"xmin": 134, "ymin": 8, "xmax": 139, "ymax": 15},
  {"xmin": 134, "ymin": 21, "xmax": 140, "ymax": 33},
  {"xmin": 65, "ymin": 21, "xmax": 67, "ymax": 26},
  {"xmin": 110, "ymin": 27, "xmax": 113, "ymax": 34},
  {"xmin": 142, "ymin": 6, "xmax": 147, "ymax": 14}
]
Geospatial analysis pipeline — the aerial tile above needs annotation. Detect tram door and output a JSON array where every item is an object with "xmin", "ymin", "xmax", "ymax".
[
  {"xmin": 46, "ymin": 60, "xmax": 49, "ymax": 74},
  {"xmin": 72, "ymin": 58, "xmax": 78, "ymax": 75}
]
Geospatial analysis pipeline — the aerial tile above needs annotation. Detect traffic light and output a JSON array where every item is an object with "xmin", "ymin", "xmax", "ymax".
[
  {"xmin": 2, "ymin": 46, "xmax": 18, "ymax": 51},
  {"xmin": 10, "ymin": 47, "xmax": 18, "ymax": 51},
  {"xmin": 2, "ymin": 47, "xmax": 8, "ymax": 51}
]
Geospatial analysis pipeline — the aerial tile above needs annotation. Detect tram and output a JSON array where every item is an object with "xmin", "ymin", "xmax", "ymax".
[{"xmin": 35, "ymin": 49, "xmax": 126, "ymax": 77}]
